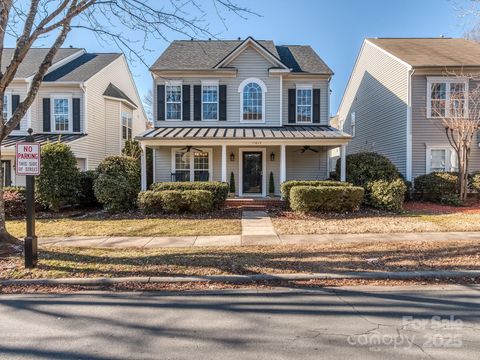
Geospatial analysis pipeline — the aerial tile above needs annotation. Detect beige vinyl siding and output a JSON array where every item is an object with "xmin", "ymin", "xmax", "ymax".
[
  {"xmin": 411, "ymin": 76, "xmax": 480, "ymax": 178},
  {"xmin": 154, "ymin": 45, "xmax": 282, "ymax": 127},
  {"xmin": 286, "ymin": 146, "xmax": 328, "ymax": 180},
  {"xmin": 338, "ymin": 41, "xmax": 410, "ymax": 176},
  {"xmin": 282, "ymin": 78, "xmax": 330, "ymax": 126},
  {"xmin": 105, "ymin": 100, "xmax": 121, "ymax": 156}
]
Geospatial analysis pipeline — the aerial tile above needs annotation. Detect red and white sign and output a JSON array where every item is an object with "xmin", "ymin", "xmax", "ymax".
[{"xmin": 15, "ymin": 142, "xmax": 41, "ymax": 176}]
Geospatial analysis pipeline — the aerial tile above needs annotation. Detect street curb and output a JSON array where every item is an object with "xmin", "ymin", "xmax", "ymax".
[{"xmin": 1, "ymin": 270, "xmax": 479, "ymax": 286}]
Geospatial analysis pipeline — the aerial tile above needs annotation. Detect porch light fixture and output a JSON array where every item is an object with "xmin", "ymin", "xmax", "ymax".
[
  {"xmin": 230, "ymin": 152, "xmax": 235, "ymax": 161},
  {"xmin": 270, "ymin": 152, "xmax": 275, "ymax": 161}
]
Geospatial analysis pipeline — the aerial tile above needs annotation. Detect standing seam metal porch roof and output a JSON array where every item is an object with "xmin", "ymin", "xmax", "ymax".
[{"xmin": 137, "ymin": 126, "xmax": 351, "ymax": 140}]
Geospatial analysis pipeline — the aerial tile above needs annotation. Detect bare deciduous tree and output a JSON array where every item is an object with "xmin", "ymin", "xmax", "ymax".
[
  {"xmin": 0, "ymin": 0, "xmax": 254, "ymax": 255},
  {"xmin": 429, "ymin": 73, "xmax": 480, "ymax": 201}
]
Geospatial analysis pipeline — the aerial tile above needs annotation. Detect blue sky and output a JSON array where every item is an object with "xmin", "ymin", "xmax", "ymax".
[{"xmin": 8, "ymin": 0, "xmax": 476, "ymax": 114}]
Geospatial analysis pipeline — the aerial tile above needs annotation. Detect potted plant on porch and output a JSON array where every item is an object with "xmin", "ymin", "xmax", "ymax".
[{"xmin": 268, "ymin": 171, "xmax": 275, "ymax": 197}]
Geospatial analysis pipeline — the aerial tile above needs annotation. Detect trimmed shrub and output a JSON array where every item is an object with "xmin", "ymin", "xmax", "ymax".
[
  {"xmin": 36, "ymin": 142, "xmax": 80, "ymax": 211},
  {"xmin": 369, "ymin": 179, "xmax": 407, "ymax": 213},
  {"xmin": 471, "ymin": 172, "xmax": 480, "ymax": 193},
  {"xmin": 229, "ymin": 172, "xmax": 236, "ymax": 194},
  {"xmin": 122, "ymin": 139, "xmax": 142, "ymax": 159},
  {"xmin": 137, "ymin": 190, "xmax": 163, "ymax": 214},
  {"xmin": 3, "ymin": 187, "xmax": 26, "ymax": 218},
  {"xmin": 281, "ymin": 180, "xmax": 351, "ymax": 204},
  {"xmin": 94, "ymin": 156, "xmax": 141, "ymax": 212},
  {"xmin": 182, "ymin": 190, "xmax": 214, "ymax": 213},
  {"xmin": 76, "ymin": 170, "xmax": 99, "ymax": 208},
  {"xmin": 151, "ymin": 181, "xmax": 228, "ymax": 208},
  {"xmin": 290, "ymin": 186, "xmax": 364, "ymax": 213},
  {"xmin": 159, "ymin": 190, "xmax": 186, "ymax": 213},
  {"xmin": 414, "ymin": 172, "xmax": 458, "ymax": 203}
]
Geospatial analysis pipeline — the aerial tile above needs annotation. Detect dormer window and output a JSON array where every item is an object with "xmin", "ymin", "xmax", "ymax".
[
  {"xmin": 165, "ymin": 82, "xmax": 182, "ymax": 121},
  {"xmin": 239, "ymin": 78, "xmax": 266, "ymax": 122}
]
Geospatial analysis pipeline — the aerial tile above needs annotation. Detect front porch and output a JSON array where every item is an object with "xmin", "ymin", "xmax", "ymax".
[{"xmin": 137, "ymin": 126, "xmax": 350, "ymax": 197}]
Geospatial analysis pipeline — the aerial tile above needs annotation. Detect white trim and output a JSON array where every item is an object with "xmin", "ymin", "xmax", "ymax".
[
  {"xmin": 279, "ymin": 144, "xmax": 286, "ymax": 185},
  {"xmin": 2, "ymin": 91, "xmax": 12, "ymax": 123},
  {"xmin": 152, "ymin": 148, "xmax": 156, "ymax": 183},
  {"xmin": 201, "ymin": 80, "xmax": 219, "ymax": 122},
  {"xmin": 406, "ymin": 69, "xmax": 414, "ymax": 181},
  {"xmin": 138, "ymin": 138, "xmax": 350, "ymax": 147},
  {"xmin": 170, "ymin": 147, "xmax": 213, "ymax": 182},
  {"xmin": 279, "ymin": 75, "xmax": 283, "ymax": 126},
  {"xmin": 165, "ymin": 80, "xmax": 183, "ymax": 121},
  {"xmin": 214, "ymin": 37, "xmax": 289, "ymax": 70},
  {"xmin": 238, "ymin": 147, "xmax": 267, "ymax": 197},
  {"xmin": 425, "ymin": 145, "xmax": 458, "ymax": 173},
  {"xmin": 238, "ymin": 78, "xmax": 267, "ymax": 124},
  {"xmin": 364, "ymin": 39, "xmax": 413, "ymax": 69},
  {"xmin": 426, "ymin": 77, "xmax": 469, "ymax": 118},
  {"xmin": 340, "ymin": 145, "xmax": 347, "ymax": 182},
  {"xmin": 141, "ymin": 143, "xmax": 147, "ymax": 191},
  {"xmin": 221, "ymin": 144, "xmax": 227, "ymax": 182},
  {"xmin": 350, "ymin": 111, "xmax": 356, "ymax": 136},
  {"xmin": 118, "ymin": 102, "xmax": 122, "ymax": 154},
  {"xmin": 295, "ymin": 85, "xmax": 313, "ymax": 124},
  {"xmin": 50, "ymin": 95, "xmax": 73, "ymax": 133}
]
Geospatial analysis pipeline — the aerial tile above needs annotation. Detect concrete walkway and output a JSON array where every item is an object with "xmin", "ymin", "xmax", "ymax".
[{"xmin": 241, "ymin": 210, "xmax": 280, "ymax": 245}]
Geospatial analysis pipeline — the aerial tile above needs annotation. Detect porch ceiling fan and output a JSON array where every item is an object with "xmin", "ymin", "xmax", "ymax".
[
  {"xmin": 296, "ymin": 146, "xmax": 319, "ymax": 153},
  {"xmin": 179, "ymin": 146, "xmax": 203, "ymax": 160}
]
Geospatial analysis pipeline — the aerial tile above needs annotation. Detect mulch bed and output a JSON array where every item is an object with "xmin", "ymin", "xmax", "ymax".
[{"xmin": 404, "ymin": 199, "xmax": 480, "ymax": 215}]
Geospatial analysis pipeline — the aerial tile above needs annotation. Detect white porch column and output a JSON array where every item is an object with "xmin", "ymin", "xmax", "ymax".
[
  {"xmin": 221, "ymin": 144, "xmax": 227, "ymax": 182},
  {"xmin": 280, "ymin": 144, "xmax": 286, "ymax": 185},
  {"xmin": 141, "ymin": 143, "xmax": 147, "ymax": 191},
  {"xmin": 340, "ymin": 145, "xmax": 346, "ymax": 182}
]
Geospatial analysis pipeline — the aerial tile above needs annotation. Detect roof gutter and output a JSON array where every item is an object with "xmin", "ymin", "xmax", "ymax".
[{"xmin": 406, "ymin": 67, "xmax": 415, "ymax": 182}]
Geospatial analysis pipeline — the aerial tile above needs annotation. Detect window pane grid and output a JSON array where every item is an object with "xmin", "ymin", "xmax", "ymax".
[
  {"xmin": 202, "ymin": 85, "xmax": 218, "ymax": 120},
  {"xmin": 121, "ymin": 112, "xmax": 133, "ymax": 140},
  {"xmin": 174, "ymin": 150, "xmax": 210, "ymax": 182},
  {"xmin": 3, "ymin": 95, "xmax": 8, "ymax": 121},
  {"xmin": 296, "ymin": 89, "xmax": 312, "ymax": 123},
  {"xmin": 429, "ymin": 81, "xmax": 467, "ymax": 118},
  {"xmin": 53, "ymin": 98, "xmax": 69, "ymax": 131},
  {"xmin": 166, "ymin": 85, "xmax": 182, "ymax": 120},
  {"xmin": 243, "ymin": 83, "xmax": 262, "ymax": 120}
]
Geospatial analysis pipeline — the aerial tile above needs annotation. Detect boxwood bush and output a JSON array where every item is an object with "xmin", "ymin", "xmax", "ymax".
[
  {"xmin": 94, "ymin": 156, "xmax": 140, "ymax": 212},
  {"xmin": 290, "ymin": 185, "xmax": 364, "ymax": 213},
  {"xmin": 150, "ymin": 181, "xmax": 228, "ymax": 208},
  {"xmin": 414, "ymin": 172, "xmax": 458, "ymax": 203},
  {"xmin": 182, "ymin": 190, "xmax": 214, "ymax": 213},
  {"xmin": 368, "ymin": 179, "xmax": 406, "ymax": 213},
  {"xmin": 137, "ymin": 190, "xmax": 163, "ymax": 214},
  {"xmin": 280, "ymin": 180, "xmax": 351, "ymax": 204},
  {"xmin": 157, "ymin": 190, "xmax": 185, "ymax": 213},
  {"xmin": 3, "ymin": 187, "xmax": 26, "ymax": 218},
  {"xmin": 471, "ymin": 172, "xmax": 480, "ymax": 193}
]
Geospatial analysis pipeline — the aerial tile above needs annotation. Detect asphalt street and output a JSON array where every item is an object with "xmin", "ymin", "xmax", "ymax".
[{"xmin": 0, "ymin": 285, "xmax": 479, "ymax": 359}]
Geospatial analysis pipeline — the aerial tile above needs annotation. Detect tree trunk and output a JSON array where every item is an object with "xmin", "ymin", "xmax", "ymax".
[
  {"xmin": 459, "ymin": 144, "xmax": 469, "ymax": 202},
  {"xmin": 0, "ymin": 145, "xmax": 22, "ymax": 257}
]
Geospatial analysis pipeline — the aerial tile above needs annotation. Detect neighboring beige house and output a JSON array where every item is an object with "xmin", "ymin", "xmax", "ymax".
[
  {"xmin": 136, "ymin": 37, "xmax": 350, "ymax": 196},
  {"xmin": 337, "ymin": 37, "xmax": 480, "ymax": 182},
  {"xmin": 2, "ymin": 48, "xmax": 147, "ymax": 186}
]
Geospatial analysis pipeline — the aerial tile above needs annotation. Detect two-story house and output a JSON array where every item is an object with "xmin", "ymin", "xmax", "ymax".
[
  {"xmin": 137, "ymin": 37, "xmax": 350, "ymax": 197},
  {"xmin": 337, "ymin": 37, "xmax": 480, "ymax": 182},
  {"xmin": 2, "ymin": 47, "xmax": 147, "ymax": 187}
]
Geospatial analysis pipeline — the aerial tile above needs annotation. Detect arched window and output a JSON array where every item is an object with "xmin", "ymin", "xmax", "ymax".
[{"xmin": 239, "ymin": 78, "xmax": 266, "ymax": 122}]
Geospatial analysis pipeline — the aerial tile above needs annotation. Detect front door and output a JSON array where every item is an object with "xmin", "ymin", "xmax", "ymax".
[{"xmin": 242, "ymin": 152, "xmax": 262, "ymax": 194}]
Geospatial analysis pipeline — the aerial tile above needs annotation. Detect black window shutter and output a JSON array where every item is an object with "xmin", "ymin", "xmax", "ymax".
[
  {"xmin": 288, "ymin": 89, "xmax": 296, "ymax": 123},
  {"xmin": 219, "ymin": 85, "xmax": 227, "ymax": 121},
  {"xmin": 157, "ymin": 85, "xmax": 165, "ymax": 121},
  {"xmin": 193, "ymin": 85, "xmax": 201, "ymax": 121},
  {"xmin": 313, "ymin": 89, "xmax": 320, "ymax": 123},
  {"xmin": 43, "ymin": 98, "xmax": 51, "ymax": 132},
  {"xmin": 73, "ymin": 98, "xmax": 81, "ymax": 132},
  {"xmin": 182, "ymin": 85, "xmax": 190, "ymax": 121},
  {"xmin": 12, "ymin": 95, "xmax": 20, "ymax": 130}
]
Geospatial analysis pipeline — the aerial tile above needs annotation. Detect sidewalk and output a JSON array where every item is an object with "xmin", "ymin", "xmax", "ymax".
[{"xmin": 38, "ymin": 231, "xmax": 480, "ymax": 249}]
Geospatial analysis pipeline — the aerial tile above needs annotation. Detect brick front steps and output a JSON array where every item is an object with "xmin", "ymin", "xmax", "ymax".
[{"xmin": 225, "ymin": 197, "xmax": 285, "ymax": 210}]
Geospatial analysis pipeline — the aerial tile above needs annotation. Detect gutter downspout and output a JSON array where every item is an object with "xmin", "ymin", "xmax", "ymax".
[{"xmin": 406, "ymin": 68, "xmax": 415, "ymax": 182}]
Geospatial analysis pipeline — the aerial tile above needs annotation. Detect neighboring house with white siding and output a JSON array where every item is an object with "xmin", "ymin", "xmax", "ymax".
[
  {"xmin": 2, "ymin": 48, "xmax": 146, "ymax": 186},
  {"xmin": 337, "ymin": 37, "xmax": 480, "ymax": 182},
  {"xmin": 136, "ymin": 37, "xmax": 350, "ymax": 197}
]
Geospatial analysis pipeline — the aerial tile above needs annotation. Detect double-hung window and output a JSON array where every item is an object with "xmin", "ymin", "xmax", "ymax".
[
  {"xmin": 296, "ymin": 87, "xmax": 312, "ymax": 123},
  {"xmin": 121, "ymin": 112, "xmax": 133, "ymax": 140},
  {"xmin": 427, "ymin": 78, "xmax": 468, "ymax": 118},
  {"xmin": 202, "ymin": 82, "xmax": 218, "ymax": 121},
  {"xmin": 52, "ymin": 97, "xmax": 71, "ymax": 132},
  {"xmin": 165, "ymin": 82, "xmax": 182, "ymax": 120},
  {"xmin": 426, "ymin": 146, "xmax": 458, "ymax": 173},
  {"xmin": 173, "ymin": 148, "xmax": 212, "ymax": 182},
  {"xmin": 2, "ymin": 95, "xmax": 9, "ymax": 122},
  {"xmin": 350, "ymin": 112, "xmax": 356, "ymax": 136}
]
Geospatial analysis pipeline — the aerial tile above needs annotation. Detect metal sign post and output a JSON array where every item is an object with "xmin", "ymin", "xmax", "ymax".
[{"xmin": 15, "ymin": 128, "xmax": 41, "ymax": 269}]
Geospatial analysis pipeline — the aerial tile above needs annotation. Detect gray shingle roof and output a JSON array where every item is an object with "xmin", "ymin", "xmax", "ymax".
[
  {"xmin": 137, "ymin": 126, "xmax": 350, "ymax": 140},
  {"xmin": 1, "ymin": 48, "xmax": 82, "ymax": 78},
  {"xmin": 367, "ymin": 38, "xmax": 480, "ymax": 67},
  {"xmin": 103, "ymin": 82, "xmax": 137, "ymax": 107},
  {"xmin": 43, "ymin": 53, "xmax": 122, "ymax": 82},
  {"xmin": 150, "ymin": 39, "xmax": 332, "ymax": 74}
]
